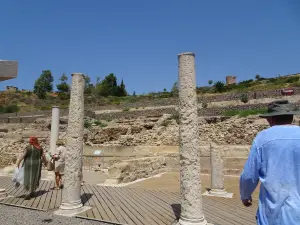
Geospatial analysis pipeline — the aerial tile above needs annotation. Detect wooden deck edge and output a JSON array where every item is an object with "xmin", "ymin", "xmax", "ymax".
[
  {"xmin": 75, "ymin": 214, "xmax": 127, "ymax": 225},
  {"xmin": 0, "ymin": 201, "xmax": 47, "ymax": 212}
]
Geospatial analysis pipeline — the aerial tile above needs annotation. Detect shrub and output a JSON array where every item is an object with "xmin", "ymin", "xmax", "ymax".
[
  {"xmin": 214, "ymin": 81, "xmax": 226, "ymax": 93},
  {"xmin": 223, "ymin": 109, "xmax": 267, "ymax": 117},
  {"xmin": 161, "ymin": 119, "xmax": 172, "ymax": 127},
  {"xmin": 202, "ymin": 102, "xmax": 208, "ymax": 108},
  {"xmin": 123, "ymin": 108, "xmax": 130, "ymax": 112},
  {"xmin": 84, "ymin": 120, "xmax": 92, "ymax": 129},
  {"xmin": 93, "ymin": 120, "xmax": 107, "ymax": 128},
  {"xmin": 4, "ymin": 105, "xmax": 20, "ymax": 113},
  {"xmin": 58, "ymin": 92, "xmax": 70, "ymax": 100},
  {"xmin": 240, "ymin": 93, "xmax": 249, "ymax": 103},
  {"xmin": 170, "ymin": 111, "xmax": 180, "ymax": 124}
]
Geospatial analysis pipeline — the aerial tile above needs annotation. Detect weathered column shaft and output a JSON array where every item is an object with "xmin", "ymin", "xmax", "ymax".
[
  {"xmin": 178, "ymin": 52, "xmax": 207, "ymax": 225},
  {"xmin": 210, "ymin": 143, "xmax": 224, "ymax": 190},
  {"xmin": 60, "ymin": 73, "xmax": 85, "ymax": 210},
  {"xmin": 49, "ymin": 106, "xmax": 60, "ymax": 154}
]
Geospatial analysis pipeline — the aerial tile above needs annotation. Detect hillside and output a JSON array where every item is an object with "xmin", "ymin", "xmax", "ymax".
[{"xmin": 1, "ymin": 73, "xmax": 300, "ymax": 114}]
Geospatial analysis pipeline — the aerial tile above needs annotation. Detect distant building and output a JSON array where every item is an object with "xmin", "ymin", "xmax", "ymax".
[
  {"xmin": 6, "ymin": 86, "xmax": 18, "ymax": 91},
  {"xmin": 226, "ymin": 76, "xmax": 237, "ymax": 85},
  {"xmin": 0, "ymin": 60, "xmax": 18, "ymax": 82}
]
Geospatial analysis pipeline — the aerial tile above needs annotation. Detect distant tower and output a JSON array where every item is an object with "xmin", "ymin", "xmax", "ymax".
[{"xmin": 226, "ymin": 76, "xmax": 237, "ymax": 85}]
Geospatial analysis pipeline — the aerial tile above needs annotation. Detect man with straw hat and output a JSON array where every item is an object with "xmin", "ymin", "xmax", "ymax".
[{"xmin": 240, "ymin": 100, "xmax": 300, "ymax": 225}]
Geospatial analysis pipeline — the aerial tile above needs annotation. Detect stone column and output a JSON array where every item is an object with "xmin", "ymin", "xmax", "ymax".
[
  {"xmin": 56, "ymin": 73, "xmax": 89, "ymax": 216},
  {"xmin": 205, "ymin": 143, "xmax": 233, "ymax": 198},
  {"xmin": 177, "ymin": 52, "xmax": 207, "ymax": 225},
  {"xmin": 49, "ymin": 106, "xmax": 60, "ymax": 154},
  {"xmin": 47, "ymin": 106, "xmax": 60, "ymax": 181}
]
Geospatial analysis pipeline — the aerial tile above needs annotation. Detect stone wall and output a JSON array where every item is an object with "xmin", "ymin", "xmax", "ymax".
[
  {"xmin": 0, "ymin": 110, "xmax": 92, "ymax": 123},
  {"xmin": 93, "ymin": 87, "xmax": 300, "ymax": 110}
]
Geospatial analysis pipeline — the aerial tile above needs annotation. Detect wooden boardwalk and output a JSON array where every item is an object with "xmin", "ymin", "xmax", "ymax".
[{"xmin": 0, "ymin": 176, "xmax": 256, "ymax": 225}]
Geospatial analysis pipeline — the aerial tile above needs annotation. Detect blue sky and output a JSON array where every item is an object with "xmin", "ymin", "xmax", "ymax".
[{"xmin": 1, "ymin": 0, "xmax": 299, "ymax": 94}]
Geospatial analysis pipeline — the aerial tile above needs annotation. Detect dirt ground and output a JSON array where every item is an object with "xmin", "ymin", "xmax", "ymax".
[{"xmin": 129, "ymin": 172, "xmax": 260, "ymax": 201}]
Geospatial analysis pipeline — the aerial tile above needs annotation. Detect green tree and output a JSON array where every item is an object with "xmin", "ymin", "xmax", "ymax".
[
  {"xmin": 255, "ymin": 74, "xmax": 261, "ymax": 80},
  {"xmin": 240, "ymin": 93, "xmax": 249, "ymax": 103},
  {"xmin": 34, "ymin": 70, "xmax": 54, "ymax": 99},
  {"xmin": 56, "ymin": 73, "xmax": 69, "ymax": 93},
  {"xmin": 84, "ymin": 75, "xmax": 93, "ymax": 94},
  {"xmin": 170, "ymin": 82, "xmax": 179, "ymax": 97},
  {"xmin": 214, "ymin": 81, "xmax": 225, "ymax": 93},
  {"xmin": 133, "ymin": 91, "xmax": 136, "ymax": 96},
  {"xmin": 208, "ymin": 80, "xmax": 213, "ymax": 86},
  {"xmin": 95, "ymin": 73, "xmax": 127, "ymax": 97},
  {"xmin": 118, "ymin": 79, "xmax": 127, "ymax": 96}
]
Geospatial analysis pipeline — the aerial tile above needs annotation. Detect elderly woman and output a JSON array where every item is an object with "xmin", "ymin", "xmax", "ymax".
[
  {"xmin": 53, "ymin": 139, "xmax": 66, "ymax": 190},
  {"xmin": 16, "ymin": 137, "xmax": 47, "ymax": 199}
]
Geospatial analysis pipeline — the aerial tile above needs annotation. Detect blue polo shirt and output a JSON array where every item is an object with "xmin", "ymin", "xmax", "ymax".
[{"xmin": 240, "ymin": 125, "xmax": 300, "ymax": 225}]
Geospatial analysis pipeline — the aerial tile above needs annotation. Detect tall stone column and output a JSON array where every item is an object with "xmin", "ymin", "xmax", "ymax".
[
  {"xmin": 177, "ymin": 52, "xmax": 207, "ymax": 225},
  {"xmin": 56, "ymin": 73, "xmax": 89, "ymax": 216},
  {"xmin": 49, "ymin": 106, "xmax": 60, "ymax": 154},
  {"xmin": 46, "ymin": 106, "xmax": 60, "ymax": 181},
  {"xmin": 205, "ymin": 143, "xmax": 233, "ymax": 198}
]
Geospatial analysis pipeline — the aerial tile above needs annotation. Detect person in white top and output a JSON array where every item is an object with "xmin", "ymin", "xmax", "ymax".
[{"xmin": 52, "ymin": 139, "xmax": 66, "ymax": 190}]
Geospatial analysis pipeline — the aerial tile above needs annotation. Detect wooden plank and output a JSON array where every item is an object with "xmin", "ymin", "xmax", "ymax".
[
  {"xmin": 93, "ymin": 185, "xmax": 128, "ymax": 224},
  {"xmin": 48, "ymin": 182, "xmax": 58, "ymax": 210},
  {"xmin": 102, "ymin": 186, "xmax": 144, "ymax": 225},
  {"xmin": 79, "ymin": 186, "xmax": 88, "ymax": 217},
  {"xmin": 82, "ymin": 185, "xmax": 102, "ymax": 220},
  {"xmin": 89, "ymin": 184, "xmax": 119, "ymax": 223},
  {"xmin": 205, "ymin": 197, "xmax": 257, "ymax": 217},
  {"xmin": 200, "ymin": 199, "xmax": 254, "ymax": 225},
  {"xmin": 122, "ymin": 187, "xmax": 170, "ymax": 225},
  {"xmin": 99, "ymin": 186, "xmax": 135, "ymax": 225},
  {"xmin": 126, "ymin": 187, "xmax": 175, "ymax": 223},
  {"xmin": 38, "ymin": 180, "xmax": 52, "ymax": 210},
  {"xmin": 0, "ymin": 177, "xmax": 12, "ymax": 189},
  {"xmin": 2, "ymin": 185, "xmax": 24, "ymax": 204},
  {"xmin": 54, "ymin": 187, "xmax": 62, "ymax": 209},
  {"xmin": 133, "ymin": 188, "xmax": 181, "ymax": 217},
  {"xmin": 22, "ymin": 179, "xmax": 46, "ymax": 208},
  {"xmin": 94, "ymin": 186, "xmax": 128, "ymax": 224},
  {"xmin": 31, "ymin": 180, "xmax": 48, "ymax": 209},
  {"xmin": 109, "ymin": 186, "xmax": 157, "ymax": 225}
]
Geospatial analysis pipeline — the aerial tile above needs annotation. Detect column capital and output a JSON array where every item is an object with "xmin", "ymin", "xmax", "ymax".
[
  {"xmin": 71, "ymin": 73, "xmax": 85, "ymax": 78},
  {"xmin": 178, "ymin": 52, "xmax": 195, "ymax": 57}
]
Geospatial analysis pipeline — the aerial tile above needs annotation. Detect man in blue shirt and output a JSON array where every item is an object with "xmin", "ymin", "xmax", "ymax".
[{"xmin": 240, "ymin": 100, "xmax": 300, "ymax": 225}]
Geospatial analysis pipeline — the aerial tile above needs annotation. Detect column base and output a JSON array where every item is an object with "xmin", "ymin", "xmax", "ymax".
[
  {"xmin": 0, "ymin": 189, "xmax": 7, "ymax": 200},
  {"xmin": 203, "ymin": 189, "xmax": 233, "ymax": 198},
  {"xmin": 173, "ymin": 216, "xmax": 212, "ymax": 225},
  {"xmin": 55, "ymin": 201, "xmax": 90, "ymax": 217}
]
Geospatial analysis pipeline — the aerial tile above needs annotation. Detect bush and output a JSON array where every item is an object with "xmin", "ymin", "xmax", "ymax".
[
  {"xmin": 58, "ymin": 92, "xmax": 70, "ymax": 100},
  {"xmin": 170, "ymin": 111, "xmax": 180, "ymax": 124},
  {"xmin": 202, "ymin": 102, "xmax": 208, "ymax": 108},
  {"xmin": 214, "ymin": 81, "xmax": 226, "ymax": 93},
  {"xmin": 123, "ymin": 108, "xmax": 130, "ymax": 112},
  {"xmin": 93, "ymin": 120, "xmax": 107, "ymax": 128},
  {"xmin": 240, "ymin": 93, "xmax": 249, "ymax": 103},
  {"xmin": 223, "ymin": 109, "xmax": 267, "ymax": 117},
  {"xmin": 161, "ymin": 119, "xmax": 172, "ymax": 127},
  {"xmin": 2, "ymin": 105, "xmax": 20, "ymax": 113},
  {"xmin": 84, "ymin": 120, "xmax": 92, "ymax": 129}
]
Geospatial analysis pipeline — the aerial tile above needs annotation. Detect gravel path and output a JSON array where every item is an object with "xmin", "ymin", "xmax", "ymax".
[{"xmin": 0, "ymin": 204, "xmax": 111, "ymax": 225}]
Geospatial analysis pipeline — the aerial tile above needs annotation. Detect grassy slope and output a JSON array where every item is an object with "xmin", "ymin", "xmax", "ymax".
[{"xmin": 1, "ymin": 74, "xmax": 300, "ymax": 113}]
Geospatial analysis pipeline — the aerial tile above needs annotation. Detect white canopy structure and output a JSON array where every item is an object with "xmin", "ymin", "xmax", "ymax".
[{"xmin": 0, "ymin": 60, "xmax": 18, "ymax": 82}]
